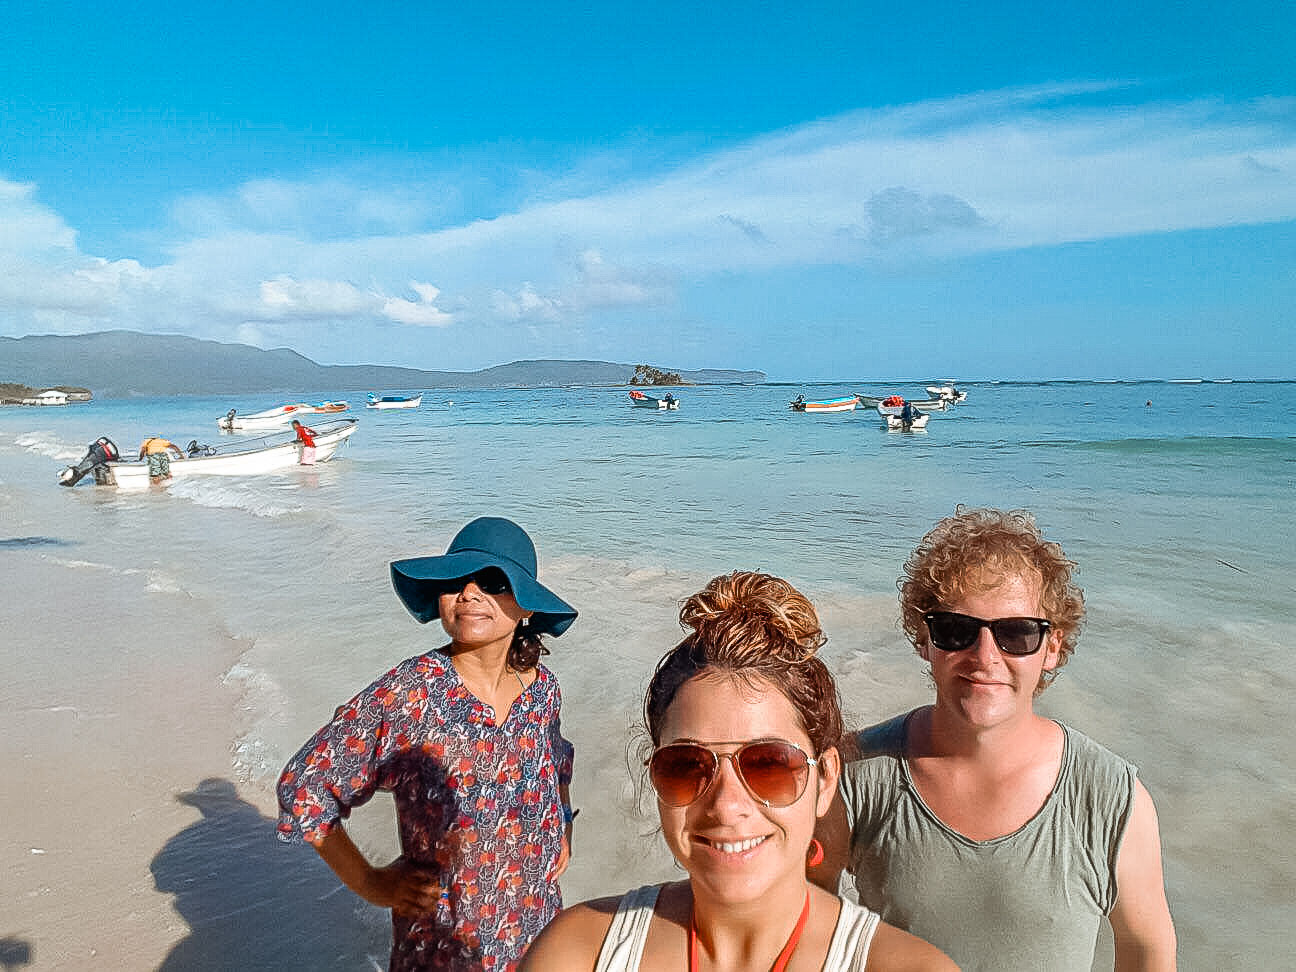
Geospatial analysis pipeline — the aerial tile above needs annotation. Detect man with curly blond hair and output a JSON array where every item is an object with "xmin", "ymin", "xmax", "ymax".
[{"xmin": 819, "ymin": 508, "xmax": 1177, "ymax": 971}]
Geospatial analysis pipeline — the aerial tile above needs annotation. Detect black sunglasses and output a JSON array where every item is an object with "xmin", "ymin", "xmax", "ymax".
[
  {"xmin": 646, "ymin": 739, "xmax": 818, "ymax": 809},
  {"xmin": 924, "ymin": 611, "xmax": 1051, "ymax": 656},
  {"xmin": 440, "ymin": 568, "xmax": 512, "ymax": 597}
]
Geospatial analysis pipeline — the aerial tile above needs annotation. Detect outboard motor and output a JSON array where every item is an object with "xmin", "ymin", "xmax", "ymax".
[
  {"xmin": 218, "ymin": 408, "xmax": 237, "ymax": 431},
  {"xmin": 186, "ymin": 439, "xmax": 215, "ymax": 457},
  {"xmin": 59, "ymin": 436, "xmax": 119, "ymax": 486}
]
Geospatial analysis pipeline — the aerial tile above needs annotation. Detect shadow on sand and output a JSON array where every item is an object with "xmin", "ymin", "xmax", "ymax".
[
  {"xmin": 151, "ymin": 778, "xmax": 391, "ymax": 970},
  {"xmin": 0, "ymin": 938, "xmax": 33, "ymax": 970}
]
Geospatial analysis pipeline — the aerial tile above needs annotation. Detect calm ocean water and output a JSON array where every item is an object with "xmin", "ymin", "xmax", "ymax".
[{"xmin": 3, "ymin": 379, "xmax": 1293, "ymax": 968}]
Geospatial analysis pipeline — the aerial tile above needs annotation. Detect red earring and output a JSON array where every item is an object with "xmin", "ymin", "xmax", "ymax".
[{"xmin": 807, "ymin": 838, "xmax": 824, "ymax": 868}]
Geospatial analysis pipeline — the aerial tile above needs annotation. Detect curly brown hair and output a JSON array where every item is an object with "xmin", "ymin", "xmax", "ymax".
[
  {"xmin": 642, "ymin": 571, "xmax": 844, "ymax": 756},
  {"xmin": 899, "ymin": 507, "xmax": 1085, "ymax": 692}
]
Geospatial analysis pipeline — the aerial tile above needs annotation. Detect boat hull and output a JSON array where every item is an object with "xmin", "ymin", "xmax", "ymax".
[
  {"xmin": 886, "ymin": 413, "xmax": 930, "ymax": 430},
  {"xmin": 105, "ymin": 420, "xmax": 358, "ymax": 488},
  {"xmin": 366, "ymin": 395, "xmax": 423, "ymax": 410},
  {"xmin": 795, "ymin": 396, "xmax": 860, "ymax": 413},
  {"xmin": 925, "ymin": 385, "xmax": 967, "ymax": 403},
  {"xmin": 217, "ymin": 402, "xmax": 349, "ymax": 430},
  {"xmin": 629, "ymin": 391, "xmax": 679, "ymax": 409}
]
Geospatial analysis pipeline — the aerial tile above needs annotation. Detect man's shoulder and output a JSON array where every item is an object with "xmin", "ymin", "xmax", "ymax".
[
  {"xmin": 851, "ymin": 710, "xmax": 915, "ymax": 760},
  {"xmin": 1058, "ymin": 721, "xmax": 1138, "ymax": 777},
  {"xmin": 1055, "ymin": 721, "xmax": 1140, "ymax": 828}
]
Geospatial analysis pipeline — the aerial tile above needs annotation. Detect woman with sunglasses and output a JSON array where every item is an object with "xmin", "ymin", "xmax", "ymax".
[
  {"xmin": 277, "ymin": 517, "xmax": 579, "ymax": 971},
  {"xmin": 820, "ymin": 508, "xmax": 1176, "ymax": 971},
  {"xmin": 521, "ymin": 571, "xmax": 954, "ymax": 971}
]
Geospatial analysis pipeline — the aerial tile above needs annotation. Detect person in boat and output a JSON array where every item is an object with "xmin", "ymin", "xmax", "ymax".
[
  {"xmin": 138, "ymin": 435, "xmax": 185, "ymax": 484},
  {"xmin": 521, "ymin": 571, "xmax": 954, "ymax": 972},
  {"xmin": 277, "ymin": 517, "xmax": 579, "ymax": 971},
  {"xmin": 662, "ymin": 393, "xmax": 676, "ymax": 406},
  {"xmin": 817, "ymin": 508, "xmax": 1177, "ymax": 971},
  {"xmin": 290, "ymin": 419, "xmax": 317, "ymax": 465},
  {"xmin": 899, "ymin": 401, "xmax": 918, "ymax": 427}
]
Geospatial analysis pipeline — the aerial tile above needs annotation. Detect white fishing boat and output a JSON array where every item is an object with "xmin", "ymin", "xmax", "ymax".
[
  {"xmin": 858, "ymin": 394, "xmax": 947, "ymax": 411},
  {"xmin": 629, "ymin": 390, "xmax": 680, "ymax": 410},
  {"xmin": 885, "ymin": 412, "xmax": 930, "ymax": 431},
  {"xmin": 925, "ymin": 382, "xmax": 968, "ymax": 403},
  {"xmin": 59, "ymin": 420, "xmax": 359, "ymax": 489},
  {"xmin": 366, "ymin": 393, "xmax": 423, "ymax": 410},
  {"xmin": 217, "ymin": 401, "xmax": 349, "ymax": 431}
]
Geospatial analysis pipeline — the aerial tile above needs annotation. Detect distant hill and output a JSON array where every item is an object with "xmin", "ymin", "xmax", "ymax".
[{"xmin": 0, "ymin": 331, "xmax": 765, "ymax": 398}]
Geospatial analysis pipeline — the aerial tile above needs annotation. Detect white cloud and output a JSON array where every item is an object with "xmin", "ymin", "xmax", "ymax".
[
  {"xmin": 381, "ymin": 282, "xmax": 453, "ymax": 327},
  {"xmin": 492, "ymin": 282, "xmax": 564, "ymax": 322},
  {"xmin": 3, "ymin": 86, "xmax": 1296, "ymax": 357},
  {"xmin": 259, "ymin": 276, "xmax": 369, "ymax": 318},
  {"xmin": 0, "ymin": 180, "xmax": 79, "ymax": 255}
]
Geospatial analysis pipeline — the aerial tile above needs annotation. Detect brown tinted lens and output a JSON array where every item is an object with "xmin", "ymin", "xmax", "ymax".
[
  {"xmin": 649, "ymin": 745, "xmax": 715, "ymax": 807},
  {"xmin": 737, "ymin": 742, "xmax": 810, "ymax": 807}
]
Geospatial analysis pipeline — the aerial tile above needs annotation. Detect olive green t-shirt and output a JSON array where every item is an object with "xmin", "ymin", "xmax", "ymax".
[{"xmin": 840, "ymin": 712, "xmax": 1137, "ymax": 972}]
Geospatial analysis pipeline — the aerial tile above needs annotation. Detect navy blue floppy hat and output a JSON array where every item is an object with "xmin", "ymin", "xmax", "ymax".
[{"xmin": 390, "ymin": 517, "xmax": 578, "ymax": 636}]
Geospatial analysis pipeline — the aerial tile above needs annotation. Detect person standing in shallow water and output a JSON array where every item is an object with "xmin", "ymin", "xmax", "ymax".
[
  {"xmin": 277, "ymin": 517, "xmax": 579, "ymax": 971},
  {"xmin": 290, "ymin": 419, "xmax": 317, "ymax": 465},
  {"xmin": 522, "ymin": 571, "xmax": 955, "ymax": 971},
  {"xmin": 817, "ymin": 507, "xmax": 1177, "ymax": 971},
  {"xmin": 138, "ymin": 435, "xmax": 184, "ymax": 483}
]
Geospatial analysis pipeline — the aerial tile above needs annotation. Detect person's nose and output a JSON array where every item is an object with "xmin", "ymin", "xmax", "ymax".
[
  {"xmin": 457, "ymin": 580, "xmax": 485, "ymax": 600},
  {"xmin": 701, "ymin": 753, "xmax": 753, "ymax": 814},
  {"xmin": 969, "ymin": 624, "xmax": 1002, "ymax": 664}
]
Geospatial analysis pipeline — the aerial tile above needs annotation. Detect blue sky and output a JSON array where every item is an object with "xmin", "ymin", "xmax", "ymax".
[{"xmin": 2, "ymin": 1, "xmax": 1294, "ymax": 379}]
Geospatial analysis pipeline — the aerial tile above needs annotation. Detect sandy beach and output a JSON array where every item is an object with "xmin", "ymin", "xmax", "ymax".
[{"xmin": 0, "ymin": 548, "xmax": 392, "ymax": 970}]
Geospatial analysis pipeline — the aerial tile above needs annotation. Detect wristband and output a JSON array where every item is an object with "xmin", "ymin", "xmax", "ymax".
[{"xmin": 561, "ymin": 805, "xmax": 578, "ymax": 825}]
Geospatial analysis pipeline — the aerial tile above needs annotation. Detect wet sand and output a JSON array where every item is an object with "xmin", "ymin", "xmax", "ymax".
[{"xmin": 0, "ymin": 550, "xmax": 386, "ymax": 970}]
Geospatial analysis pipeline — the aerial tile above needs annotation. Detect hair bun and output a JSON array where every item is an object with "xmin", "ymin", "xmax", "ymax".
[{"xmin": 679, "ymin": 571, "xmax": 825, "ymax": 665}]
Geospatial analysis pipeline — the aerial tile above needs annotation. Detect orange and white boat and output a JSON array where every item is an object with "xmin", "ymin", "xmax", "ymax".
[{"xmin": 788, "ymin": 395, "xmax": 860, "ymax": 413}]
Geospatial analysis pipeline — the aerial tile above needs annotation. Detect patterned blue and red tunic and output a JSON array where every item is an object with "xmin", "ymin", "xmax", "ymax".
[{"xmin": 277, "ymin": 650, "xmax": 574, "ymax": 971}]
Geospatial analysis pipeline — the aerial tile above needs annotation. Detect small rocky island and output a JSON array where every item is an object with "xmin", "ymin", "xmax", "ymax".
[
  {"xmin": 630, "ymin": 364, "xmax": 689, "ymax": 386},
  {"xmin": 0, "ymin": 382, "xmax": 93, "ymax": 405}
]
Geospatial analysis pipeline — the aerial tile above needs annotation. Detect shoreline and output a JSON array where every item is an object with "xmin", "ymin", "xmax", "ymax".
[
  {"xmin": 1, "ymin": 546, "xmax": 396, "ymax": 969},
  {"xmin": 2, "ymin": 550, "xmax": 250, "ymax": 968}
]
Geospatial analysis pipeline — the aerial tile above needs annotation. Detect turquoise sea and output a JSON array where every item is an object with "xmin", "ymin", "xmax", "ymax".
[{"xmin": 2, "ymin": 379, "xmax": 1293, "ymax": 969}]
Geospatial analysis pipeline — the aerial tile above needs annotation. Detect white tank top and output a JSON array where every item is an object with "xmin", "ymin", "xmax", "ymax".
[{"xmin": 592, "ymin": 884, "xmax": 879, "ymax": 972}]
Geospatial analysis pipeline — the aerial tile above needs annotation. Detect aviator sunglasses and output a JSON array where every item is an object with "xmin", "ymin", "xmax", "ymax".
[
  {"xmin": 647, "ymin": 739, "xmax": 818, "ymax": 808},
  {"xmin": 439, "ymin": 568, "xmax": 513, "ymax": 597},
  {"xmin": 924, "ymin": 611, "xmax": 1051, "ymax": 656}
]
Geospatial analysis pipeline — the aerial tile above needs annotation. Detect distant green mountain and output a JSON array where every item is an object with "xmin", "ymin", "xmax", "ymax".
[{"xmin": 0, "ymin": 331, "xmax": 765, "ymax": 398}]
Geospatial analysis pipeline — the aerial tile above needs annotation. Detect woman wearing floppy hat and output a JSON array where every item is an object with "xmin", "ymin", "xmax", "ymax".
[{"xmin": 277, "ymin": 517, "xmax": 579, "ymax": 971}]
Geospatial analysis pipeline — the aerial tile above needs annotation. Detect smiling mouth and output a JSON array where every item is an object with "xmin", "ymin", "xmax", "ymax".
[{"xmin": 698, "ymin": 835, "xmax": 768, "ymax": 854}]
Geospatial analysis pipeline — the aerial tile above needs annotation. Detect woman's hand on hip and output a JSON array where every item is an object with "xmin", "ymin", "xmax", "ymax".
[{"xmin": 365, "ymin": 857, "xmax": 446, "ymax": 916}]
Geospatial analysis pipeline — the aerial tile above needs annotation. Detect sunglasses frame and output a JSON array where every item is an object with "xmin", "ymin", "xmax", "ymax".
[
  {"xmin": 646, "ymin": 738, "xmax": 818, "ymax": 809},
  {"xmin": 923, "ymin": 610, "xmax": 1052, "ymax": 657},
  {"xmin": 439, "ymin": 567, "xmax": 513, "ymax": 597}
]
